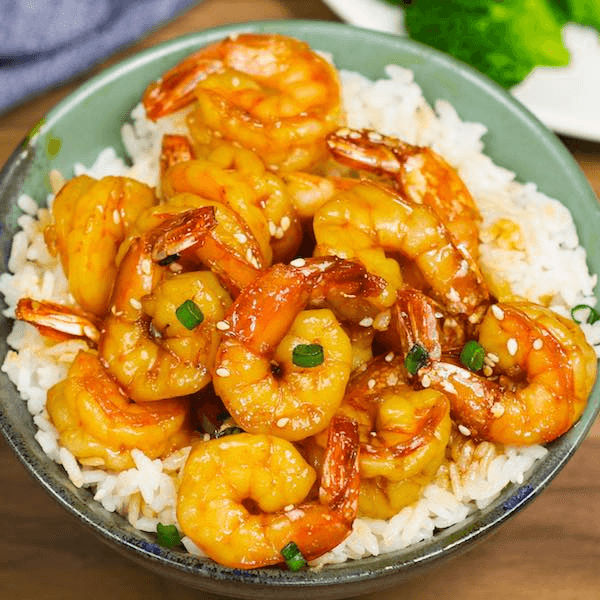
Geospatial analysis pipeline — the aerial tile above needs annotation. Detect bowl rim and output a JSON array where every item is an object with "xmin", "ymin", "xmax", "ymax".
[{"xmin": 1, "ymin": 18, "xmax": 599, "ymax": 594}]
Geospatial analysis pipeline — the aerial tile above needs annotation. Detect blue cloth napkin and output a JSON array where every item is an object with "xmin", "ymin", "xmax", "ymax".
[{"xmin": 0, "ymin": 0, "xmax": 200, "ymax": 114}]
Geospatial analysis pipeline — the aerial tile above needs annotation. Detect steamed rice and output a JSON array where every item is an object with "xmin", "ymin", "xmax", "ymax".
[{"xmin": 1, "ymin": 58, "xmax": 598, "ymax": 567}]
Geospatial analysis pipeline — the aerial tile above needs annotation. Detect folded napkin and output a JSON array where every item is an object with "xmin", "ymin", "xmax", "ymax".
[{"xmin": 0, "ymin": 0, "xmax": 199, "ymax": 114}]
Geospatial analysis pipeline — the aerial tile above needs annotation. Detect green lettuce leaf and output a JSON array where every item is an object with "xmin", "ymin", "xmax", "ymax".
[
  {"xmin": 549, "ymin": 0, "xmax": 600, "ymax": 29},
  {"xmin": 401, "ymin": 0, "xmax": 570, "ymax": 88}
]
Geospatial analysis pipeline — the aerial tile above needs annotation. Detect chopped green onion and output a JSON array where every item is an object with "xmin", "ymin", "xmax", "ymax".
[
  {"xmin": 214, "ymin": 426, "xmax": 244, "ymax": 439},
  {"xmin": 404, "ymin": 343, "xmax": 429, "ymax": 375},
  {"xmin": 570, "ymin": 304, "xmax": 600, "ymax": 325},
  {"xmin": 175, "ymin": 299, "xmax": 204, "ymax": 330},
  {"xmin": 292, "ymin": 343, "xmax": 324, "ymax": 368},
  {"xmin": 158, "ymin": 253, "xmax": 180, "ymax": 266},
  {"xmin": 280, "ymin": 541, "xmax": 306, "ymax": 571},
  {"xmin": 460, "ymin": 340, "xmax": 486, "ymax": 372},
  {"xmin": 216, "ymin": 410, "xmax": 230, "ymax": 422},
  {"xmin": 156, "ymin": 523, "xmax": 182, "ymax": 549}
]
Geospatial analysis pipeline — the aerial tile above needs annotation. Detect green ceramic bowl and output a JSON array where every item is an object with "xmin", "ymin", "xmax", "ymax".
[{"xmin": 1, "ymin": 20, "xmax": 599, "ymax": 600}]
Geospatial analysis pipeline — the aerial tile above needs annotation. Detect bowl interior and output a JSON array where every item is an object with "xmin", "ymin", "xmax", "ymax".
[{"xmin": 1, "ymin": 20, "xmax": 599, "ymax": 600}]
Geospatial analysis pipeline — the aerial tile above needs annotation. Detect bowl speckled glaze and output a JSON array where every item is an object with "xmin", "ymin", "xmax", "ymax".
[{"xmin": 0, "ymin": 20, "xmax": 599, "ymax": 600}]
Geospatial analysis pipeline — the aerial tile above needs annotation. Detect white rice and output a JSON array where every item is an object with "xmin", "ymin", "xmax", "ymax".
[{"xmin": 1, "ymin": 59, "xmax": 598, "ymax": 567}]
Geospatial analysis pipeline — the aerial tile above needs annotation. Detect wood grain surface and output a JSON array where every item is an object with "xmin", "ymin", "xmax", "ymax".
[{"xmin": 1, "ymin": 1, "xmax": 599, "ymax": 599}]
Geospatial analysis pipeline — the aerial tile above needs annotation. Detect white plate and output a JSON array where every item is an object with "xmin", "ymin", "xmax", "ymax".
[{"xmin": 323, "ymin": 0, "xmax": 600, "ymax": 142}]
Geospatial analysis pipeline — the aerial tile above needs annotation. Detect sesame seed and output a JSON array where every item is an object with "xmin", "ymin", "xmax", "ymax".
[
  {"xmin": 507, "ymin": 338, "xmax": 518, "ymax": 356},
  {"xmin": 268, "ymin": 221, "xmax": 277, "ymax": 236},
  {"xmin": 234, "ymin": 232, "xmax": 248, "ymax": 244},
  {"xmin": 216, "ymin": 321, "xmax": 230, "ymax": 331},
  {"xmin": 482, "ymin": 365, "xmax": 493, "ymax": 377},
  {"xmin": 533, "ymin": 338, "xmax": 543, "ymax": 350},
  {"xmin": 491, "ymin": 403, "xmax": 505, "ymax": 418},
  {"xmin": 421, "ymin": 374, "xmax": 431, "ymax": 388},
  {"xmin": 215, "ymin": 367, "xmax": 230, "ymax": 377},
  {"xmin": 487, "ymin": 353, "xmax": 500, "ymax": 363},
  {"xmin": 458, "ymin": 424, "xmax": 471, "ymax": 436},
  {"xmin": 284, "ymin": 504, "xmax": 294, "ymax": 512},
  {"xmin": 129, "ymin": 298, "xmax": 142, "ymax": 310},
  {"xmin": 141, "ymin": 258, "xmax": 152, "ymax": 275},
  {"xmin": 290, "ymin": 258, "xmax": 306, "ymax": 267},
  {"xmin": 169, "ymin": 262, "xmax": 182, "ymax": 273},
  {"xmin": 245, "ymin": 248, "xmax": 254, "ymax": 262},
  {"xmin": 385, "ymin": 352, "xmax": 395, "ymax": 362},
  {"xmin": 491, "ymin": 305, "xmax": 505, "ymax": 320},
  {"xmin": 276, "ymin": 417, "xmax": 290, "ymax": 427},
  {"xmin": 274, "ymin": 227, "xmax": 284, "ymax": 239},
  {"xmin": 337, "ymin": 127, "xmax": 351, "ymax": 136},
  {"xmin": 280, "ymin": 216, "xmax": 291, "ymax": 231},
  {"xmin": 113, "ymin": 209, "xmax": 120, "ymax": 225},
  {"xmin": 367, "ymin": 131, "xmax": 383, "ymax": 142},
  {"xmin": 367, "ymin": 378, "xmax": 376, "ymax": 389},
  {"xmin": 359, "ymin": 317, "xmax": 374, "ymax": 327},
  {"xmin": 386, "ymin": 373, "xmax": 398, "ymax": 386}
]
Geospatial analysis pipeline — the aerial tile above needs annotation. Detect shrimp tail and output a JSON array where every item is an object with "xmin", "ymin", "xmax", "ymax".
[{"xmin": 320, "ymin": 415, "xmax": 360, "ymax": 523}]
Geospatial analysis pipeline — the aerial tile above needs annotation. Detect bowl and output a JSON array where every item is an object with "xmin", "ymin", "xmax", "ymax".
[{"xmin": 1, "ymin": 20, "xmax": 599, "ymax": 600}]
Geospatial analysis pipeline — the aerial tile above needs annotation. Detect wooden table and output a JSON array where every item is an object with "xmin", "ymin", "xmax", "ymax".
[{"xmin": 1, "ymin": 1, "xmax": 599, "ymax": 599}]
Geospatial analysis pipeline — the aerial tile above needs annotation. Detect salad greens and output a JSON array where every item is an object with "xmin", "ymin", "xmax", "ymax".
[{"xmin": 389, "ymin": 0, "xmax": 600, "ymax": 88}]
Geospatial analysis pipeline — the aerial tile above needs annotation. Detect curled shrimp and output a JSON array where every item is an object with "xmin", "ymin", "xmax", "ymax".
[
  {"xmin": 418, "ymin": 301, "xmax": 597, "ymax": 445},
  {"xmin": 99, "ymin": 208, "xmax": 232, "ymax": 402},
  {"xmin": 212, "ymin": 257, "xmax": 382, "ymax": 441},
  {"xmin": 176, "ymin": 414, "xmax": 359, "ymax": 568},
  {"xmin": 15, "ymin": 298, "xmax": 101, "ymax": 345},
  {"xmin": 45, "ymin": 175, "xmax": 156, "ymax": 317},
  {"xmin": 207, "ymin": 142, "xmax": 303, "ymax": 262},
  {"xmin": 123, "ymin": 196, "xmax": 263, "ymax": 297},
  {"xmin": 314, "ymin": 355, "xmax": 451, "ymax": 519},
  {"xmin": 313, "ymin": 180, "xmax": 489, "ymax": 316},
  {"xmin": 47, "ymin": 351, "xmax": 193, "ymax": 471},
  {"xmin": 161, "ymin": 159, "xmax": 273, "ymax": 265},
  {"xmin": 327, "ymin": 128, "xmax": 482, "ymax": 262},
  {"xmin": 143, "ymin": 33, "xmax": 344, "ymax": 171}
]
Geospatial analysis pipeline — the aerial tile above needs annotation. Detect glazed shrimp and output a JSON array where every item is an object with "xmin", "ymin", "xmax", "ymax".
[
  {"xmin": 15, "ymin": 298, "xmax": 101, "ymax": 344},
  {"xmin": 123, "ymin": 195, "xmax": 263, "ymax": 296},
  {"xmin": 313, "ymin": 180, "xmax": 489, "ymax": 316},
  {"xmin": 45, "ymin": 175, "xmax": 156, "ymax": 317},
  {"xmin": 315, "ymin": 355, "xmax": 451, "ymax": 519},
  {"xmin": 176, "ymin": 414, "xmax": 359, "ymax": 568},
  {"xmin": 418, "ymin": 301, "xmax": 598, "ymax": 445},
  {"xmin": 327, "ymin": 128, "xmax": 482, "ymax": 262},
  {"xmin": 161, "ymin": 159, "xmax": 273, "ymax": 265},
  {"xmin": 212, "ymin": 257, "xmax": 383, "ymax": 441},
  {"xmin": 99, "ymin": 208, "xmax": 232, "ymax": 402},
  {"xmin": 47, "ymin": 351, "xmax": 193, "ymax": 471},
  {"xmin": 143, "ymin": 33, "xmax": 344, "ymax": 171},
  {"xmin": 159, "ymin": 133, "xmax": 196, "ymax": 178},
  {"xmin": 207, "ymin": 142, "xmax": 303, "ymax": 262}
]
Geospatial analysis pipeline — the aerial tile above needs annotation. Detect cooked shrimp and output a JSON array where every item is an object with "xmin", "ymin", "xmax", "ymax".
[
  {"xmin": 316, "ymin": 355, "xmax": 451, "ymax": 519},
  {"xmin": 176, "ymin": 414, "xmax": 359, "ymax": 568},
  {"xmin": 99, "ymin": 208, "xmax": 232, "ymax": 402},
  {"xmin": 212, "ymin": 257, "xmax": 382, "ymax": 441},
  {"xmin": 47, "ymin": 351, "xmax": 193, "ymax": 471},
  {"xmin": 418, "ymin": 301, "xmax": 598, "ymax": 445},
  {"xmin": 45, "ymin": 175, "xmax": 156, "ymax": 317},
  {"xmin": 207, "ymin": 142, "xmax": 303, "ymax": 262},
  {"xmin": 313, "ymin": 181, "xmax": 489, "ymax": 316},
  {"xmin": 159, "ymin": 133, "xmax": 196, "ymax": 178},
  {"xmin": 123, "ymin": 196, "xmax": 263, "ymax": 297},
  {"xmin": 327, "ymin": 128, "xmax": 482, "ymax": 261},
  {"xmin": 143, "ymin": 33, "xmax": 344, "ymax": 170},
  {"xmin": 161, "ymin": 159, "xmax": 273, "ymax": 265},
  {"xmin": 15, "ymin": 298, "xmax": 101, "ymax": 344}
]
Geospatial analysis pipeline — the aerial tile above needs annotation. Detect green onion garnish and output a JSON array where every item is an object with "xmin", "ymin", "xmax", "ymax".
[
  {"xmin": 460, "ymin": 340, "xmax": 486, "ymax": 372},
  {"xmin": 570, "ymin": 304, "xmax": 600, "ymax": 325},
  {"xmin": 214, "ymin": 426, "xmax": 244, "ymax": 439},
  {"xmin": 280, "ymin": 541, "xmax": 306, "ymax": 571},
  {"xmin": 404, "ymin": 343, "xmax": 429, "ymax": 375},
  {"xmin": 156, "ymin": 523, "xmax": 182, "ymax": 549},
  {"xmin": 158, "ymin": 253, "xmax": 180, "ymax": 266},
  {"xmin": 175, "ymin": 299, "xmax": 204, "ymax": 330},
  {"xmin": 292, "ymin": 343, "xmax": 324, "ymax": 368}
]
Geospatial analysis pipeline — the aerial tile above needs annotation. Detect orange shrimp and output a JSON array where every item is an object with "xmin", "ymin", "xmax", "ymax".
[{"xmin": 176, "ymin": 414, "xmax": 359, "ymax": 568}]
